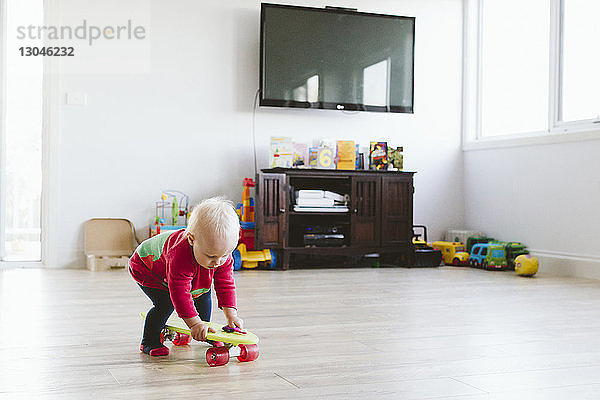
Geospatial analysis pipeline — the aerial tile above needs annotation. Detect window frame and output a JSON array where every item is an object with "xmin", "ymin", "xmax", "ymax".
[
  {"xmin": 0, "ymin": 0, "xmax": 7, "ymax": 261},
  {"xmin": 463, "ymin": 0, "xmax": 600, "ymax": 150}
]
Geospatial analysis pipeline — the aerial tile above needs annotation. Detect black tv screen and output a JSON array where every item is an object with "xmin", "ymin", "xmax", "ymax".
[{"xmin": 260, "ymin": 3, "xmax": 415, "ymax": 113}]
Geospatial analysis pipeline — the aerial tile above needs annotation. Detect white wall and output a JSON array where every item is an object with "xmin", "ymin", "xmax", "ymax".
[
  {"xmin": 47, "ymin": 0, "xmax": 464, "ymax": 268},
  {"xmin": 464, "ymin": 139, "xmax": 600, "ymax": 278}
]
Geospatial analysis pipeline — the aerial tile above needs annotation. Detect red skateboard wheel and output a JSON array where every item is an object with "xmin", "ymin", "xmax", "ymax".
[
  {"xmin": 206, "ymin": 346, "xmax": 230, "ymax": 367},
  {"xmin": 172, "ymin": 332, "xmax": 191, "ymax": 346},
  {"xmin": 237, "ymin": 344, "xmax": 259, "ymax": 362}
]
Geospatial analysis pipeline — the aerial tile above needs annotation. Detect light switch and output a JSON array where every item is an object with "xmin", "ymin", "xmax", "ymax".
[{"xmin": 66, "ymin": 92, "xmax": 87, "ymax": 105}]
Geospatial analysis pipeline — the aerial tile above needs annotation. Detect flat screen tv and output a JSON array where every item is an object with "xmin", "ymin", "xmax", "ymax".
[{"xmin": 260, "ymin": 3, "xmax": 415, "ymax": 113}]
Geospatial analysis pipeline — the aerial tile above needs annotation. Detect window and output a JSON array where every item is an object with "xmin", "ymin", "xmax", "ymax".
[
  {"xmin": 464, "ymin": 0, "xmax": 600, "ymax": 146},
  {"xmin": 0, "ymin": 0, "xmax": 43, "ymax": 261},
  {"xmin": 480, "ymin": 0, "xmax": 550, "ymax": 137},
  {"xmin": 560, "ymin": 0, "xmax": 600, "ymax": 123}
]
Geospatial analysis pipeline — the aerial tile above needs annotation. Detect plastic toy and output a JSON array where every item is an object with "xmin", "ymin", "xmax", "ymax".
[
  {"xmin": 240, "ymin": 178, "xmax": 255, "ymax": 223},
  {"xmin": 490, "ymin": 241, "xmax": 529, "ymax": 270},
  {"xmin": 412, "ymin": 225, "xmax": 442, "ymax": 267},
  {"xmin": 237, "ymin": 178, "xmax": 256, "ymax": 250},
  {"xmin": 150, "ymin": 191, "xmax": 190, "ymax": 237},
  {"xmin": 233, "ymin": 178, "xmax": 277, "ymax": 269},
  {"xmin": 232, "ymin": 243, "xmax": 276, "ymax": 270},
  {"xmin": 465, "ymin": 236, "xmax": 494, "ymax": 253},
  {"xmin": 388, "ymin": 146, "xmax": 404, "ymax": 171},
  {"xmin": 469, "ymin": 243, "xmax": 508, "ymax": 270},
  {"xmin": 140, "ymin": 312, "xmax": 259, "ymax": 367},
  {"xmin": 432, "ymin": 241, "xmax": 469, "ymax": 266},
  {"xmin": 515, "ymin": 254, "xmax": 538, "ymax": 277}
]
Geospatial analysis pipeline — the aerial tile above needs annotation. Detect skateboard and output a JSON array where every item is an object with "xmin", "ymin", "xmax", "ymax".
[{"xmin": 139, "ymin": 312, "xmax": 259, "ymax": 367}]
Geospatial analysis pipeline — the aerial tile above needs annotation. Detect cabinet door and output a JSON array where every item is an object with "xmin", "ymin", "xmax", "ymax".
[
  {"xmin": 381, "ymin": 175, "xmax": 413, "ymax": 247},
  {"xmin": 256, "ymin": 173, "xmax": 286, "ymax": 248},
  {"xmin": 351, "ymin": 176, "xmax": 380, "ymax": 247}
]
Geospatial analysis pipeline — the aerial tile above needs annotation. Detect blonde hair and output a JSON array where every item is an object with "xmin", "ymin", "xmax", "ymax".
[{"xmin": 186, "ymin": 196, "xmax": 240, "ymax": 244}]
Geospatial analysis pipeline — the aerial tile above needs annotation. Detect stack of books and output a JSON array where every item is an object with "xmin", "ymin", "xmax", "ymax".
[{"xmin": 293, "ymin": 190, "xmax": 349, "ymax": 213}]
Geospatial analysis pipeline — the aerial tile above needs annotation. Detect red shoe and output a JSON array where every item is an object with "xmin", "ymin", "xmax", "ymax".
[{"xmin": 140, "ymin": 344, "xmax": 170, "ymax": 356}]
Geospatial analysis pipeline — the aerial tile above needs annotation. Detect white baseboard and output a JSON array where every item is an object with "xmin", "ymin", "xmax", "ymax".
[
  {"xmin": 530, "ymin": 249, "xmax": 600, "ymax": 280},
  {"xmin": 8, "ymin": 247, "xmax": 600, "ymax": 279},
  {"xmin": 44, "ymin": 247, "xmax": 86, "ymax": 269}
]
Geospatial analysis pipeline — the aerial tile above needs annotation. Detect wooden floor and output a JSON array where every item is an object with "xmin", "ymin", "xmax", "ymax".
[{"xmin": 2, "ymin": 266, "xmax": 600, "ymax": 399}]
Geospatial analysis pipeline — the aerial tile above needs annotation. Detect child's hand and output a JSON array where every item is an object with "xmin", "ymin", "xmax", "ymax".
[
  {"xmin": 227, "ymin": 315, "xmax": 244, "ymax": 329},
  {"xmin": 223, "ymin": 307, "xmax": 244, "ymax": 329},
  {"xmin": 190, "ymin": 322, "xmax": 215, "ymax": 341}
]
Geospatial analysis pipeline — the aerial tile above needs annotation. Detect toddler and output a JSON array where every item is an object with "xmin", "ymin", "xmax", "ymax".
[{"xmin": 129, "ymin": 196, "xmax": 243, "ymax": 356}]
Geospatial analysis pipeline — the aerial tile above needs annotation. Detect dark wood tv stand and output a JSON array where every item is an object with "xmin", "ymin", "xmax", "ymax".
[{"xmin": 255, "ymin": 168, "xmax": 415, "ymax": 269}]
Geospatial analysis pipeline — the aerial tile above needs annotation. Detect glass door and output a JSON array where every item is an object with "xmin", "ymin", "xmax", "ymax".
[{"xmin": 0, "ymin": 0, "xmax": 43, "ymax": 262}]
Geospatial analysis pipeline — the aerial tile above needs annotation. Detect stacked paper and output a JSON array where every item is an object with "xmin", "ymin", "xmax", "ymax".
[
  {"xmin": 293, "ymin": 205, "xmax": 349, "ymax": 212},
  {"xmin": 296, "ymin": 197, "xmax": 335, "ymax": 207},
  {"xmin": 294, "ymin": 190, "xmax": 348, "ymax": 213},
  {"xmin": 297, "ymin": 190, "xmax": 324, "ymax": 198}
]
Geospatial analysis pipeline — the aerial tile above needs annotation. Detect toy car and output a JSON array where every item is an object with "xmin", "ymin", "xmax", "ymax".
[
  {"xmin": 490, "ymin": 240, "xmax": 528, "ymax": 270},
  {"xmin": 232, "ymin": 243, "xmax": 276, "ymax": 270},
  {"xmin": 466, "ymin": 236, "xmax": 494, "ymax": 253},
  {"xmin": 431, "ymin": 241, "xmax": 469, "ymax": 266},
  {"xmin": 469, "ymin": 243, "xmax": 508, "ymax": 270}
]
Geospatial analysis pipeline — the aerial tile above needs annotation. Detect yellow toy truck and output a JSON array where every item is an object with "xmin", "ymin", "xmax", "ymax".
[
  {"xmin": 432, "ymin": 241, "xmax": 469, "ymax": 266},
  {"xmin": 232, "ymin": 243, "xmax": 276, "ymax": 270}
]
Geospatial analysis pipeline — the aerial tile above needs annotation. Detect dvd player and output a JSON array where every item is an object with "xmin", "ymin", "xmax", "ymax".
[{"xmin": 303, "ymin": 233, "xmax": 345, "ymax": 247}]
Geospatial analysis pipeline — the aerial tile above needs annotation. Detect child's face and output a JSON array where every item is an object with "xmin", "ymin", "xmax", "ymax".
[{"xmin": 187, "ymin": 231, "xmax": 237, "ymax": 269}]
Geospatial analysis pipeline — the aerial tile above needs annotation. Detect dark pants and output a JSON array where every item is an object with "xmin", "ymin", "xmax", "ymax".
[{"xmin": 138, "ymin": 285, "xmax": 211, "ymax": 348}]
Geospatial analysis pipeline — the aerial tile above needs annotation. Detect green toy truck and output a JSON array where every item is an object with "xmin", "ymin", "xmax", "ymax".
[{"xmin": 490, "ymin": 241, "xmax": 529, "ymax": 270}]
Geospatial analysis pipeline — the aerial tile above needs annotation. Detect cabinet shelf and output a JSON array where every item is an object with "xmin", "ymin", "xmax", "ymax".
[
  {"xmin": 256, "ymin": 168, "xmax": 416, "ymax": 269},
  {"xmin": 289, "ymin": 211, "xmax": 350, "ymax": 216}
]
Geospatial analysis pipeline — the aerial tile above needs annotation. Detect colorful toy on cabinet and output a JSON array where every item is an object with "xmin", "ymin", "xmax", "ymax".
[
  {"xmin": 150, "ymin": 191, "xmax": 190, "ymax": 237},
  {"xmin": 388, "ymin": 146, "xmax": 404, "ymax": 171}
]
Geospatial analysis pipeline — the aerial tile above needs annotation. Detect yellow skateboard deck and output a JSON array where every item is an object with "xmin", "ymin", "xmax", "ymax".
[{"xmin": 139, "ymin": 312, "xmax": 259, "ymax": 346}]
